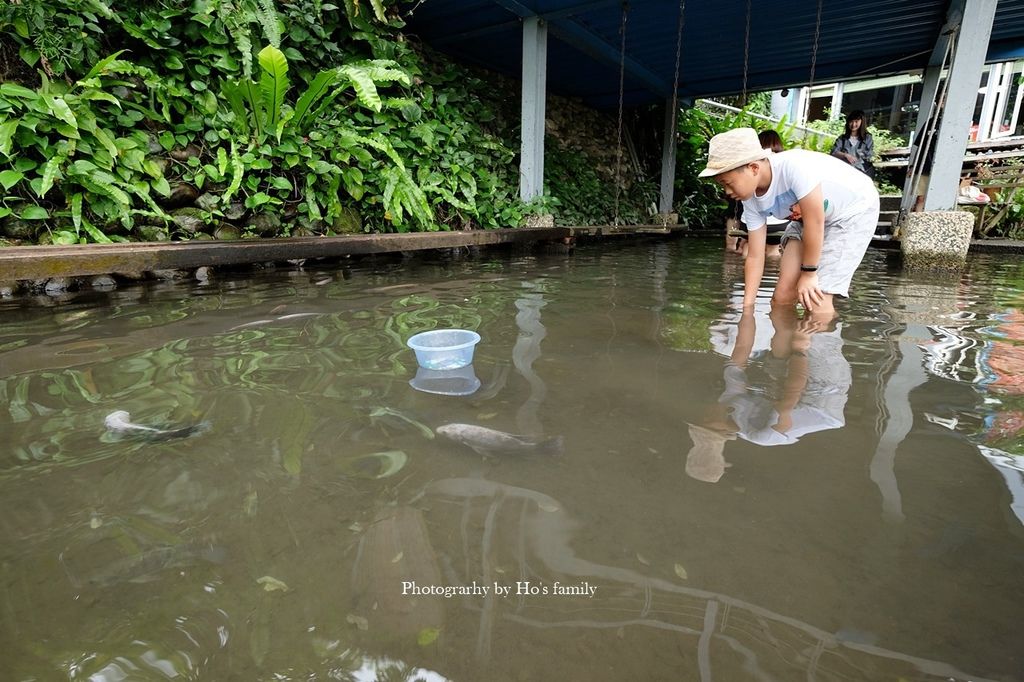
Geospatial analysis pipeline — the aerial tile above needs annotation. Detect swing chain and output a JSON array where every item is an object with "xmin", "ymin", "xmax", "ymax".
[
  {"xmin": 670, "ymin": 0, "xmax": 686, "ymax": 111},
  {"xmin": 808, "ymin": 0, "xmax": 824, "ymax": 90},
  {"xmin": 742, "ymin": 0, "xmax": 751, "ymax": 105},
  {"xmin": 613, "ymin": 2, "xmax": 629, "ymax": 227}
]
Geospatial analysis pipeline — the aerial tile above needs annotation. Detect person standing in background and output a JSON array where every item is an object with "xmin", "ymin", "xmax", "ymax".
[{"xmin": 831, "ymin": 110, "xmax": 875, "ymax": 178}]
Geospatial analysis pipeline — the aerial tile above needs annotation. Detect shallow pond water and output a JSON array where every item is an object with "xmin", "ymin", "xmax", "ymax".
[{"xmin": 1, "ymin": 238, "xmax": 1023, "ymax": 681}]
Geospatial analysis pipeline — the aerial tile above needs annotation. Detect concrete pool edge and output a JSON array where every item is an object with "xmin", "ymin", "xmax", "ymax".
[
  {"xmin": 0, "ymin": 225, "xmax": 697, "ymax": 284},
  {"xmin": 0, "ymin": 226, "xmax": 1019, "ymax": 288}
]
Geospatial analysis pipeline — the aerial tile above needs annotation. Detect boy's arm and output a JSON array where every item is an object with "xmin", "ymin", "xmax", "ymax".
[
  {"xmin": 730, "ymin": 310, "xmax": 756, "ymax": 368},
  {"xmin": 795, "ymin": 185, "xmax": 825, "ymax": 311},
  {"xmin": 742, "ymin": 226, "xmax": 767, "ymax": 310}
]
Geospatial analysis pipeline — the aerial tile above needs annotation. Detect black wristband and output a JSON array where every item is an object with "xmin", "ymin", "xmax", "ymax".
[{"xmin": 800, "ymin": 265, "xmax": 818, "ymax": 272}]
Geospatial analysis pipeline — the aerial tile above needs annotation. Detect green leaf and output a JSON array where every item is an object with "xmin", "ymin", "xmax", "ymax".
[
  {"xmin": 81, "ymin": 217, "xmax": 113, "ymax": 244},
  {"xmin": 12, "ymin": 18, "xmax": 30, "ymax": 38},
  {"xmin": 18, "ymin": 47, "xmax": 39, "ymax": 67},
  {"xmin": 158, "ymin": 131, "xmax": 176, "ymax": 151},
  {"xmin": 20, "ymin": 206, "xmax": 49, "ymax": 220},
  {"xmin": 91, "ymin": 127, "xmax": 120, "ymax": 159},
  {"xmin": 152, "ymin": 175, "xmax": 171, "ymax": 197},
  {"xmin": 292, "ymin": 69, "xmax": 338, "ymax": 129},
  {"xmin": 71, "ymin": 193, "xmax": 83, "ymax": 231},
  {"xmin": 82, "ymin": 50, "xmax": 128, "ymax": 81},
  {"xmin": 399, "ymin": 103, "xmax": 422, "ymax": 122},
  {"xmin": 369, "ymin": 0, "xmax": 387, "ymax": 22},
  {"xmin": 0, "ymin": 170, "xmax": 23, "ymax": 191},
  {"xmin": 45, "ymin": 96, "xmax": 78, "ymax": 129},
  {"xmin": 269, "ymin": 176, "xmax": 293, "ymax": 192},
  {"xmin": 39, "ymin": 156, "xmax": 64, "ymax": 198},
  {"xmin": 244, "ymin": 192, "xmax": 273, "ymax": 208},
  {"xmin": 0, "ymin": 84, "xmax": 37, "ymax": 99},
  {"xmin": 79, "ymin": 90, "xmax": 122, "ymax": 108},
  {"xmin": 339, "ymin": 65, "xmax": 382, "ymax": 112},
  {"xmin": 224, "ymin": 140, "xmax": 244, "ymax": 201},
  {"xmin": 0, "ymin": 119, "xmax": 21, "ymax": 157},
  {"xmin": 257, "ymin": 45, "xmax": 289, "ymax": 134},
  {"xmin": 53, "ymin": 230, "xmax": 78, "ymax": 245},
  {"xmin": 240, "ymin": 78, "xmax": 264, "ymax": 138}
]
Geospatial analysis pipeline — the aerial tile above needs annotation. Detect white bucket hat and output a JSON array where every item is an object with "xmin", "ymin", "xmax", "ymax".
[{"xmin": 698, "ymin": 127, "xmax": 770, "ymax": 178}]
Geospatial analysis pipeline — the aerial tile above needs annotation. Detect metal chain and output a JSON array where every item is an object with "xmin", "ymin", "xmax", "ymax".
[
  {"xmin": 614, "ymin": 3, "xmax": 628, "ymax": 227},
  {"xmin": 671, "ymin": 0, "xmax": 686, "ymax": 110},
  {"xmin": 741, "ymin": 0, "xmax": 751, "ymax": 105},
  {"xmin": 807, "ymin": 0, "xmax": 824, "ymax": 89}
]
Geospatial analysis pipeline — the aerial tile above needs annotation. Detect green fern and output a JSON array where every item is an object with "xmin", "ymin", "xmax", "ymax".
[
  {"xmin": 292, "ymin": 69, "xmax": 340, "ymax": 129},
  {"xmin": 257, "ymin": 45, "xmax": 289, "ymax": 134},
  {"xmin": 255, "ymin": 0, "xmax": 281, "ymax": 47},
  {"xmin": 216, "ymin": 0, "xmax": 255, "ymax": 79}
]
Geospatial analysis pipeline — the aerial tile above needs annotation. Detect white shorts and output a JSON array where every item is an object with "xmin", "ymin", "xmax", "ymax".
[{"xmin": 779, "ymin": 197, "xmax": 880, "ymax": 297}]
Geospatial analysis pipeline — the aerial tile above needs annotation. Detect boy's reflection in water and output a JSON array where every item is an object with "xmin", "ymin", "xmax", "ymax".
[{"xmin": 686, "ymin": 308, "xmax": 852, "ymax": 483}]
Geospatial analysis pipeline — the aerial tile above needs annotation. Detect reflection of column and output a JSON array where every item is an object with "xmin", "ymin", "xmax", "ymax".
[
  {"xmin": 513, "ymin": 289, "xmax": 548, "ymax": 435},
  {"xmin": 697, "ymin": 600, "xmax": 718, "ymax": 682},
  {"xmin": 978, "ymin": 445, "xmax": 1024, "ymax": 527},
  {"xmin": 871, "ymin": 326, "xmax": 930, "ymax": 523}
]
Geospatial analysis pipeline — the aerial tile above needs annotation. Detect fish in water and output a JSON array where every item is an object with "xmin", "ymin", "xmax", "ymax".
[
  {"xmin": 435, "ymin": 423, "xmax": 563, "ymax": 457},
  {"xmin": 79, "ymin": 543, "xmax": 227, "ymax": 588},
  {"xmin": 104, "ymin": 410, "xmax": 210, "ymax": 441}
]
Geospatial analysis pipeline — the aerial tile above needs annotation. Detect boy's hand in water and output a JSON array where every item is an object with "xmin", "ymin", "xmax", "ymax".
[{"xmin": 797, "ymin": 272, "xmax": 824, "ymax": 311}]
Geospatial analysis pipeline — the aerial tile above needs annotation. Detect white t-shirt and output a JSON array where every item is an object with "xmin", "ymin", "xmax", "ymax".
[
  {"xmin": 717, "ymin": 326, "xmax": 851, "ymax": 447},
  {"xmin": 741, "ymin": 149, "xmax": 877, "ymax": 231}
]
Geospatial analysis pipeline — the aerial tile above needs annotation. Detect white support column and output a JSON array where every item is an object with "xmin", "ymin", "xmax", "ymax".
[
  {"xmin": 829, "ymin": 82, "xmax": 845, "ymax": 120},
  {"xmin": 658, "ymin": 99, "xmax": 678, "ymax": 215},
  {"xmin": 519, "ymin": 16, "xmax": 548, "ymax": 203},
  {"xmin": 977, "ymin": 63, "xmax": 1002, "ymax": 141},
  {"xmin": 770, "ymin": 89, "xmax": 793, "ymax": 120},
  {"xmin": 923, "ymin": 0, "xmax": 997, "ymax": 210},
  {"xmin": 795, "ymin": 86, "xmax": 810, "ymax": 125}
]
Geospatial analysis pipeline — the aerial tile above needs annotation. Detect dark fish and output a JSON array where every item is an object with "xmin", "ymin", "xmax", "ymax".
[
  {"xmin": 104, "ymin": 410, "xmax": 210, "ymax": 441},
  {"xmin": 81, "ymin": 543, "xmax": 227, "ymax": 587},
  {"xmin": 436, "ymin": 423, "xmax": 563, "ymax": 457}
]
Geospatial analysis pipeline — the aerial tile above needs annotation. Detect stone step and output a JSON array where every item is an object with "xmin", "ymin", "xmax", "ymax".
[{"xmin": 879, "ymin": 195, "xmax": 902, "ymax": 212}]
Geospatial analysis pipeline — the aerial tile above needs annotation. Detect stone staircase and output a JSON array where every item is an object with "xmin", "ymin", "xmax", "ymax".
[{"xmin": 877, "ymin": 195, "xmax": 901, "ymax": 237}]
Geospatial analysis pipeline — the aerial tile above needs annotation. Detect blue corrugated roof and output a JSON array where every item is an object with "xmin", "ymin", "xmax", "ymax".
[{"xmin": 404, "ymin": 0, "xmax": 1024, "ymax": 109}]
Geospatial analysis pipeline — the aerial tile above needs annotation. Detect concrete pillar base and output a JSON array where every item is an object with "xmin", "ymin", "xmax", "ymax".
[{"xmin": 900, "ymin": 211, "xmax": 974, "ymax": 270}]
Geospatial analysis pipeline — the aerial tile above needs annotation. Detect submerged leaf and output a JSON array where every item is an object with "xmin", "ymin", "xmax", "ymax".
[
  {"xmin": 417, "ymin": 627, "xmax": 440, "ymax": 647},
  {"xmin": 257, "ymin": 575, "xmax": 290, "ymax": 592},
  {"xmin": 346, "ymin": 613, "xmax": 369, "ymax": 631},
  {"xmin": 342, "ymin": 450, "xmax": 408, "ymax": 480}
]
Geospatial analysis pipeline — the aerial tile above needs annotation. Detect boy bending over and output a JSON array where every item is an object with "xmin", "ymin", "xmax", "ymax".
[{"xmin": 700, "ymin": 127, "xmax": 879, "ymax": 317}]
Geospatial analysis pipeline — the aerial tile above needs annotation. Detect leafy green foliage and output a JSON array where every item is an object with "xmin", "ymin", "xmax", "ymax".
[
  {"xmin": 0, "ymin": 58, "xmax": 177, "ymax": 243},
  {"xmin": 0, "ymin": 0, "xmax": 656, "ymax": 242}
]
